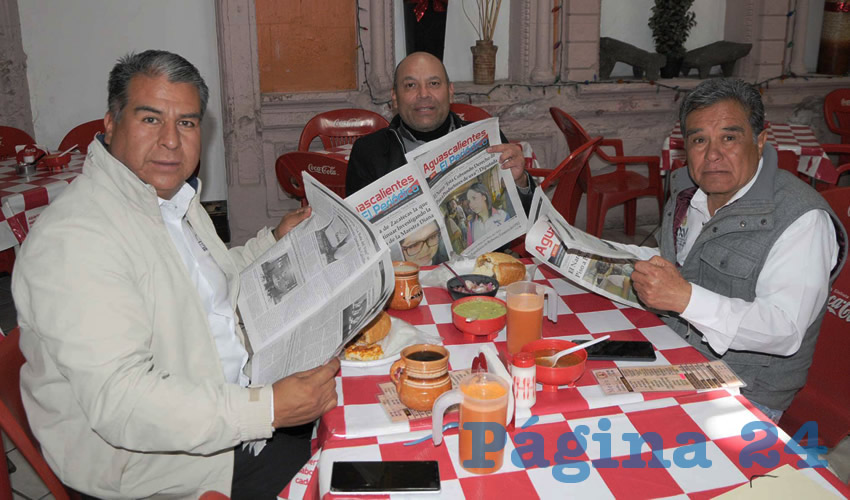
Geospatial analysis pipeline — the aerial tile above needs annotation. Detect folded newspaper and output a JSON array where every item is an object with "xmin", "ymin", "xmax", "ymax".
[
  {"xmin": 345, "ymin": 117, "xmax": 528, "ymax": 266},
  {"xmin": 525, "ymin": 187, "xmax": 644, "ymax": 309},
  {"xmin": 237, "ymin": 174, "xmax": 394, "ymax": 384}
]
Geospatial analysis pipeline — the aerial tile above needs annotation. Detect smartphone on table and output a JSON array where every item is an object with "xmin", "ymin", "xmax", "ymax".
[
  {"xmin": 330, "ymin": 460, "xmax": 441, "ymax": 495},
  {"xmin": 574, "ymin": 339, "xmax": 657, "ymax": 361}
]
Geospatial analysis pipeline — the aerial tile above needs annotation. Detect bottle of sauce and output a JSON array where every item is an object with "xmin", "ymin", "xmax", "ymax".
[{"xmin": 511, "ymin": 351, "xmax": 536, "ymax": 410}]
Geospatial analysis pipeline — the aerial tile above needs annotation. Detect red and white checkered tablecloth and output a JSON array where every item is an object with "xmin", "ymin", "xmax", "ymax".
[
  {"xmin": 317, "ymin": 263, "xmax": 724, "ymax": 447},
  {"xmin": 278, "ymin": 261, "xmax": 850, "ymax": 499},
  {"xmin": 308, "ymin": 391, "xmax": 850, "ymax": 499},
  {"xmin": 0, "ymin": 153, "xmax": 86, "ymax": 249},
  {"xmin": 662, "ymin": 122, "xmax": 839, "ymax": 183}
]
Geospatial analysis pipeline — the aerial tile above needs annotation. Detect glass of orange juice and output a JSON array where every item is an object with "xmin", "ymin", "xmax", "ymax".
[
  {"xmin": 505, "ymin": 281, "xmax": 557, "ymax": 354},
  {"xmin": 431, "ymin": 372, "xmax": 510, "ymax": 474}
]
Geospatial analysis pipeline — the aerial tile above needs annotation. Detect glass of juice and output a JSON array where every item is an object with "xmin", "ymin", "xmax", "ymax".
[
  {"xmin": 505, "ymin": 281, "xmax": 550, "ymax": 354},
  {"xmin": 431, "ymin": 372, "xmax": 509, "ymax": 474}
]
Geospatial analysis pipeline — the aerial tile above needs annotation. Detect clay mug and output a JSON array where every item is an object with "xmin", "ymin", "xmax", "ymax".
[
  {"xmin": 389, "ymin": 344, "xmax": 450, "ymax": 412},
  {"xmin": 389, "ymin": 261, "xmax": 423, "ymax": 310}
]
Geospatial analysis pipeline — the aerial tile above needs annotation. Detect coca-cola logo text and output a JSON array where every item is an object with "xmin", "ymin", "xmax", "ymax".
[
  {"xmin": 307, "ymin": 163, "xmax": 337, "ymax": 176},
  {"xmin": 826, "ymin": 291, "xmax": 850, "ymax": 323},
  {"xmin": 332, "ymin": 118, "xmax": 365, "ymax": 127}
]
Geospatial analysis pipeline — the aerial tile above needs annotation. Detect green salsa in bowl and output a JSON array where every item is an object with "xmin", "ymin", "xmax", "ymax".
[{"xmin": 451, "ymin": 296, "xmax": 507, "ymax": 338}]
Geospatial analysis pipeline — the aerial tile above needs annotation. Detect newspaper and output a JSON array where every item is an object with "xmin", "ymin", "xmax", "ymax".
[
  {"xmin": 237, "ymin": 173, "xmax": 394, "ymax": 384},
  {"xmin": 524, "ymin": 187, "xmax": 644, "ymax": 308},
  {"xmin": 345, "ymin": 117, "xmax": 528, "ymax": 266},
  {"xmin": 592, "ymin": 361, "xmax": 745, "ymax": 395}
]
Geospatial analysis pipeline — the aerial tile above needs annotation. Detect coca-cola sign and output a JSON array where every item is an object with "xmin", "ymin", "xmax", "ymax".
[
  {"xmin": 826, "ymin": 289, "xmax": 850, "ymax": 323},
  {"xmin": 307, "ymin": 163, "xmax": 337, "ymax": 176},
  {"xmin": 332, "ymin": 118, "xmax": 364, "ymax": 128}
]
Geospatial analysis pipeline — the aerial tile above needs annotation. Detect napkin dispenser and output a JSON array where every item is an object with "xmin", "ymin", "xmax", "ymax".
[{"xmin": 15, "ymin": 144, "xmax": 47, "ymax": 165}]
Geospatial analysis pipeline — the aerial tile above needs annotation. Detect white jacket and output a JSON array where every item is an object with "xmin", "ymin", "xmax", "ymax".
[{"xmin": 13, "ymin": 138, "xmax": 276, "ymax": 498}]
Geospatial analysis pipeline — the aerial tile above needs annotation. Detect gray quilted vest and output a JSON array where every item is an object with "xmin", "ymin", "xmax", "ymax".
[{"xmin": 658, "ymin": 144, "xmax": 848, "ymax": 410}]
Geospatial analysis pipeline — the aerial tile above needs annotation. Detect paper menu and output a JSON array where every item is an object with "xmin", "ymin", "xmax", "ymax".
[{"xmin": 593, "ymin": 360, "xmax": 745, "ymax": 395}]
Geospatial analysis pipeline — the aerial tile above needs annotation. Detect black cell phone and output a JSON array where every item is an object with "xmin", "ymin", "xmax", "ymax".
[
  {"xmin": 330, "ymin": 460, "xmax": 441, "ymax": 495},
  {"xmin": 575, "ymin": 339, "xmax": 657, "ymax": 361}
]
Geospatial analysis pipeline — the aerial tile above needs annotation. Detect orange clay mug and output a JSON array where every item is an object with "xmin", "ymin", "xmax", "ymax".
[
  {"xmin": 389, "ymin": 261, "xmax": 423, "ymax": 310},
  {"xmin": 390, "ymin": 344, "xmax": 450, "ymax": 412}
]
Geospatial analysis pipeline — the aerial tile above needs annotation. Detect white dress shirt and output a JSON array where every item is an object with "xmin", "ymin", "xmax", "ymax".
[
  {"xmin": 614, "ymin": 158, "xmax": 839, "ymax": 357},
  {"xmin": 159, "ymin": 184, "xmax": 250, "ymax": 387}
]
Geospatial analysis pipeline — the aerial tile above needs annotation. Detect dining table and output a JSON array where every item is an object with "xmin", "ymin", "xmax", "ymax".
[
  {"xmin": 661, "ymin": 122, "xmax": 840, "ymax": 184},
  {"xmin": 0, "ymin": 153, "xmax": 86, "ymax": 249},
  {"xmin": 277, "ymin": 260, "xmax": 850, "ymax": 499}
]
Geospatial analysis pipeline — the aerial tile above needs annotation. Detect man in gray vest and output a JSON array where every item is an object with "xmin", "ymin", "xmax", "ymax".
[{"xmin": 625, "ymin": 78, "xmax": 846, "ymax": 422}]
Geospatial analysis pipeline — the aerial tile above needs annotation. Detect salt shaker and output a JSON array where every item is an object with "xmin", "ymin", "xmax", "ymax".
[{"xmin": 511, "ymin": 352, "xmax": 536, "ymax": 409}]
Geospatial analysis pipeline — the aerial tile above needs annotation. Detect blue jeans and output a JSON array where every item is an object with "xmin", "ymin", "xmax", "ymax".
[{"xmin": 750, "ymin": 399, "xmax": 784, "ymax": 423}]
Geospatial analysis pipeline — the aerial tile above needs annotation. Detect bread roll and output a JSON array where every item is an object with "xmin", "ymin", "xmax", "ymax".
[
  {"xmin": 473, "ymin": 252, "xmax": 526, "ymax": 286},
  {"xmin": 344, "ymin": 311, "xmax": 391, "ymax": 361},
  {"xmin": 358, "ymin": 310, "xmax": 391, "ymax": 344}
]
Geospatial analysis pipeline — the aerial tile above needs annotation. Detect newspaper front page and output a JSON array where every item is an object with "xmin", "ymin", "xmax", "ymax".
[
  {"xmin": 399, "ymin": 117, "xmax": 528, "ymax": 258},
  {"xmin": 345, "ymin": 162, "xmax": 452, "ymax": 267},
  {"xmin": 525, "ymin": 188, "xmax": 644, "ymax": 309},
  {"xmin": 238, "ymin": 173, "xmax": 394, "ymax": 384}
]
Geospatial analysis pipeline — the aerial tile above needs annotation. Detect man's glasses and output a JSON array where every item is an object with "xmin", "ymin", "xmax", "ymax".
[{"xmin": 401, "ymin": 231, "xmax": 440, "ymax": 256}]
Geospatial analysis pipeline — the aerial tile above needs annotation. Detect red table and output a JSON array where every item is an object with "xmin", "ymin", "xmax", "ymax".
[
  {"xmin": 277, "ymin": 261, "xmax": 850, "ymax": 498},
  {"xmin": 318, "ymin": 264, "xmax": 711, "ymax": 445},
  {"xmin": 662, "ymin": 122, "xmax": 839, "ymax": 184},
  {"xmin": 308, "ymin": 390, "xmax": 849, "ymax": 499},
  {"xmin": 0, "ymin": 154, "xmax": 85, "ymax": 249}
]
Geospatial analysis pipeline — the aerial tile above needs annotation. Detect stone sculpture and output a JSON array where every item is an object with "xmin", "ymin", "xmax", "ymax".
[
  {"xmin": 599, "ymin": 37, "xmax": 667, "ymax": 81},
  {"xmin": 681, "ymin": 41, "xmax": 752, "ymax": 78}
]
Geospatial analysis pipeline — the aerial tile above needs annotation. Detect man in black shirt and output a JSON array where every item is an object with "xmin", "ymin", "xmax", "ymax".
[{"xmin": 345, "ymin": 52, "xmax": 535, "ymax": 214}]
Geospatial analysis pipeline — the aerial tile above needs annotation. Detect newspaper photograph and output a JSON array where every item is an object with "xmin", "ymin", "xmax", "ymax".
[
  {"xmin": 238, "ymin": 173, "xmax": 394, "ymax": 384},
  {"xmin": 404, "ymin": 117, "xmax": 528, "ymax": 257},
  {"xmin": 525, "ymin": 188, "xmax": 643, "ymax": 309},
  {"xmin": 345, "ymin": 163, "xmax": 453, "ymax": 267}
]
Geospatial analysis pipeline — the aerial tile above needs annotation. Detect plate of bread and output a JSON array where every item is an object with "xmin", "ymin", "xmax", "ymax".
[
  {"xmin": 341, "ymin": 310, "xmax": 443, "ymax": 367},
  {"xmin": 472, "ymin": 252, "xmax": 527, "ymax": 286}
]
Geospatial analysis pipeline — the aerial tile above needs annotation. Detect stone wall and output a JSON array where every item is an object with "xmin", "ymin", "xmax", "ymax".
[{"xmin": 0, "ymin": 0, "xmax": 33, "ymax": 136}]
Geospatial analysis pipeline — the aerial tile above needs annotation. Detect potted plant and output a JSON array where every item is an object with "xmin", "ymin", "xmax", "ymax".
[
  {"xmin": 463, "ymin": 0, "xmax": 503, "ymax": 84},
  {"xmin": 648, "ymin": 0, "xmax": 697, "ymax": 78}
]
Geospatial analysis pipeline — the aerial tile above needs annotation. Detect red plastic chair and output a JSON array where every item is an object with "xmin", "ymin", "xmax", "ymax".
[
  {"xmin": 779, "ymin": 186, "xmax": 850, "ymax": 449},
  {"xmin": 276, "ymin": 152, "xmax": 348, "ymax": 205},
  {"xmin": 778, "ymin": 149, "xmax": 850, "ymax": 191},
  {"xmin": 450, "ymin": 103, "xmax": 493, "ymax": 122},
  {"xmin": 824, "ymin": 89, "xmax": 850, "ymax": 166},
  {"xmin": 297, "ymin": 109, "xmax": 388, "ymax": 152},
  {"xmin": 535, "ymin": 138, "xmax": 602, "ymax": 227},
  {"xmin": 549, "ymin": 107, "xmax": 664, "ymax": 237},
  {"xmin": 58, "ymin": 119, "xmax": 105, "ymax": 154},
  {"xmin": 200, "ymin": 491, "xmax": 230, "ymax": 500},
  {"xmin": 0, "ymin": 126, "xmax": 35, "ymax": 158},
  {"xmin": 0, "ymin": 328, "xmax": 81, "ymax": 500}
]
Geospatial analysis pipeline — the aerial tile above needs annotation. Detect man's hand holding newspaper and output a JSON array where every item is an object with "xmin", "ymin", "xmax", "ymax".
[{"xmin": 525, "ymin": 188, "xmax": 645, "ymax": 309}]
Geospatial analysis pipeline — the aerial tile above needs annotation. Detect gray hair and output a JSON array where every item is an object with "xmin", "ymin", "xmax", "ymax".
[
  {"xmin": 679, "ymin": 78, "xmax": 765, "ymax": 144},
  {"xmin": 107, "ymin": 50, "xmax": 209, "ymax": 123}
]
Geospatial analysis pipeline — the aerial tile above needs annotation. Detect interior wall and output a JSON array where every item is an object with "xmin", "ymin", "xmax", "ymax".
[
  {"xmin": 17, "ymin": 0, "xmax": 226, "ymax": 201},
  {"xmin": 600, "ymin": 0, "xmax": 726, "ymax": 77},
  {"xmin": 392, "ymin": 0, "xmax": 511, "ymax": 85}
]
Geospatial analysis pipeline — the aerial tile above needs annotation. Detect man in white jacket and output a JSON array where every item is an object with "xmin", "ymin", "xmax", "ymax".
[{"xmin": 12, "ymin": 50, "xmax": 338, "ymax": 499}]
